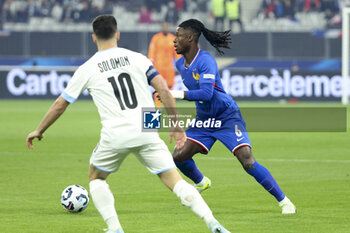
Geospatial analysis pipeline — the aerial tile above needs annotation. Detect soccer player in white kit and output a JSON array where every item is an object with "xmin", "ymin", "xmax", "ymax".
[{"xmin": 26, "ymin": 15, "xmax": 231, "ymax": 233}]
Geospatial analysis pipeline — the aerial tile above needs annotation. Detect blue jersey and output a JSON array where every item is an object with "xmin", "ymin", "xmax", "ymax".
[{"xmin": 175, "ymin": 49, "xmax": 239, "ymax": 120}]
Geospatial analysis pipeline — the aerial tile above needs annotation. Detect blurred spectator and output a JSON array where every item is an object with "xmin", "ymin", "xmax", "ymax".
[
  {"xmin": 78, "ymin": 1, "xmax": 92, "ymax": 22},
  {"xmin": 321, "ymin": 0, "xmax": 339, "ymax": 20},
  {"xmin": 16, "ymin": 2, "xmax": 28, "ymax": 22},
  {"xmin": 39, "ymin": 0, "xmax": 51, "ymax": 18},
  {"xmin": 61, "ymin": 5, "xmax": 75, "ymax": 23},
  {"xmin": 165, "ymin": 1, "xmax": 179, "ymax": 25},
  {"xmin": 0, "ymin": 0, "xmax": 4, "ymax": 29},
  {"xmin": 103, "ymin": 0, "xmax": 114, "ymax": 15},
  {"xmin": 260, "ymin": 0, "xmax": 297, "ymax": 19},
  {"xmin": 211, "ymin": 0, "xmax": 225, "ymax": 31},
  {"xmin": 92, "ymin": 0, "xmax": 104, "ymax": 10},
  {"xmin": 148, "ymin": 21, "xmax": 181, "ymax": 106},
  {"xmin": 261, "ymin": 0, "xmax": 276, "ymax": 18},
  {"xmin": 283, "ymin": 0, "xmax": 295, "ymax": 19},
  {"xmin": 51, "ymin": 2, "xmax": 63, "ymax": 22},
  {"xmin": 174, "ymin": 0, "xmax": 186, "ymax": 11},
  {"xmin": 139, "ymin": 5, "xmax": 152, "ymax": 24},
  {"xmin": 2, "ymin": 0, "xmax": 17, "ymax": 22},
  {"xmin": 274, "ymin": 0, "xmax": 284, "ymax": 18},
  {"xmin": 26, "ymin": 0, "xmax": 40, "ymax": 18},
  {"xmin": 226, "ymin": 0, "xmax": 244, "ymax": 32},
  {"xmin": 303, "ymin": 0, "xmax": 321, "ymax": 12},
  {"xmin": 197, "ymin": 0, "xmax": 207, "ymax": 12}
]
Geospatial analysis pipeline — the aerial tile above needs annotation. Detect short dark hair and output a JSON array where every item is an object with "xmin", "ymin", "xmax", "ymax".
[{"xmin": 92, "ymin": 15, "xmax": 117, "ymax": 40}]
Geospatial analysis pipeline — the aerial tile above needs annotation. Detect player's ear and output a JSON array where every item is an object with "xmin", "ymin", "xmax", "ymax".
[
  {"xmin": 92, "ymin": 33, "xmax": 97, "ymax": 43},
  {"xmin": 188, "ymin": 34, "xmax": 194, "ymax": 43},
  {"xmin": 116, "ymin": 31, "xmax": 120, "ymax": 41}
]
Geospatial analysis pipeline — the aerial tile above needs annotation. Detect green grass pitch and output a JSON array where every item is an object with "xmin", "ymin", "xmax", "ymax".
[{"xmin": 0, "ymin": 100, "xmax": 349, "ymax": 233}]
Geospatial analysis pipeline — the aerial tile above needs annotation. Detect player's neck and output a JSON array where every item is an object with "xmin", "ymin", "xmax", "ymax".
[
  {"xmin": 184, "ymin": 46, "xmax": 199, "ymax": 67},
  {"xmin": 97, "ymin": 40, "xmax": 118, "ymax": 52}
]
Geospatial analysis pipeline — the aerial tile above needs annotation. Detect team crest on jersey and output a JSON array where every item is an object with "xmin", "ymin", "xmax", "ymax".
[
  {"xmin": 192, "ymin": 72, "xmax": 200, "ymax": 81},
  {"xmin": 143, "ymin": 109, "xmax": 161, "ymax": 129}
]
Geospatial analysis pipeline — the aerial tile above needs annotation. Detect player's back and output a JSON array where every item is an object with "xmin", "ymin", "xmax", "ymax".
[{"xmin": 80, "ymin": 47, "xmax": 157, "ymax": 147}]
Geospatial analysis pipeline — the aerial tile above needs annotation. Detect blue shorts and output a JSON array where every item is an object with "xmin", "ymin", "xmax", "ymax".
[{"xmin": 186, "ymin": 117, "xmax": 251, "ymax": 154}]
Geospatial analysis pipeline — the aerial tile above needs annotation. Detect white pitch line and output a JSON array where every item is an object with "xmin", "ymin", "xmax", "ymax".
[{"xmin": 1, "ymin": 151, "xmax": 350, "ymax": 163}]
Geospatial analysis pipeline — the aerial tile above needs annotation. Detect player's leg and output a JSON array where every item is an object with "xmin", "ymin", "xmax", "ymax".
[
  {"xmin": 173, "ymin": 135, "xmax": 215, "ymax": 191},
  {"xmin": 234, "ymin": 146, "xmax": 286, "ymax": 201},
  {"xmin": 173, "ymin": 139, "xmax": 205, "ymax": 183},
  {"xmin": 158, "ymin": 168, "xmax": 231, "ymax": 233},
  {"xmin": 216, "ymin": 117, "xmax": 295, "ymax": 214},
  {"xmin": 89, "ymin": 165, "xmax": 123, "ymax": 233},
  {"xmin": 234, "ymin": 146, "xmax": 295, "ymax": 214},
  {"xmin": 89, "ymin": 144, "xmax": 129, "ymax": 233}
]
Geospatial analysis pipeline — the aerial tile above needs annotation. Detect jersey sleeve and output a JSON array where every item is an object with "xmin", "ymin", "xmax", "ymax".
[
  {"xmin": 198, "ymin": 55, "xmax": 217, "ymax": 84},
  {"xmin": 139, "ymin": 54, "xmax": 160, "ymax": 84},
  {"xmin": 61, "ymin": 67, "xmax": 89, "ymax": 104}
]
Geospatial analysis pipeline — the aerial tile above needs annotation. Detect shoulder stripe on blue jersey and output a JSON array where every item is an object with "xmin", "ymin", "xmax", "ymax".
[
  {"xmin": 61, "ymin": 92, "xmax": 76, "ymax": 104},
  {"xmin": 146, "ymin": 65, "xmax": 160, "ymax": 84}
]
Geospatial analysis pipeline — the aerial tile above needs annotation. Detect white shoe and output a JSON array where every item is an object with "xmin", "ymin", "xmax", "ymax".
[
  {"xmin": 208, "ymin": 221, "xmax": 231, "ymax": 233},
  {"xmin": 279, "ymin": 196, "xmax": 296, "ymax": 214},
  {"xmin": 104, "ymin": 228, "xmax": 124, "ymax": 233}
]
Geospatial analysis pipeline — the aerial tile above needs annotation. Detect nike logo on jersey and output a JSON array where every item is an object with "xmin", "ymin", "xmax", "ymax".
[{"xmin": 237, "ymin": 137, "xmax": 245, "ymax": 142}]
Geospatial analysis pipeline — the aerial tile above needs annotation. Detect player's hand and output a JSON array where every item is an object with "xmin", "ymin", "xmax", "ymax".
[
  {"xmin": 26, "ymin": 130, "xmax": 43, "ymax": 149},
  {"xmin": 153, "ymin": 91, "xmax": 162, "ymax": 102},
  {"xmin": 169, "ymin": 126, "xmax": 186, "ymax": 149}
]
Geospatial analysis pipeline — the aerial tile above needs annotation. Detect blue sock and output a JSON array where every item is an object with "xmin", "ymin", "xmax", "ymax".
[
  {"xmin": 247, "ymin": 161, "xmax": 285, "ymax": 202},
  {"xmin": 175, "ymin": 159, "xmax": 204, "ymax": 184}
]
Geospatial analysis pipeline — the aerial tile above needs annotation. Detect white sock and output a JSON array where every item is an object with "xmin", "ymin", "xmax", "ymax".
[
  {"xmin": 196, "ymin": 176, "xmax": 207, "ymax": 186},
  {"xmin": 173, "ymin": 180, "xmax": 217, "ymax": 226},
  {"xmin": 89, "ymin": 179, "xmax": 122, "ymax": 230}
]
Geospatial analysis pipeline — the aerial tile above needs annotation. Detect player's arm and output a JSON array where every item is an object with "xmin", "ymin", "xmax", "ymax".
[
  {"xmin": 169, "ymin": 57, "xmax": 216, "ymax": 101},
  {"xmin": 169, "ymin": 81, "xmax": 214, "ymax": 101},
  {"xmin": 167, "ymin": 73, "xmax": 215, "ymax": 101},
  {"xmin": 151, "ymin": 75, "xmax": 186, "ymax": 149},
  {"xmin": 26, "ymin": 96, "xmax": 69, "ymax": 149}
]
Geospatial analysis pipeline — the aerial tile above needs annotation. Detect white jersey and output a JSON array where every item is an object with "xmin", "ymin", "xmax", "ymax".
[{"xmin": 62, "ymin": 47, "xmax": 160, "ymax": 148}]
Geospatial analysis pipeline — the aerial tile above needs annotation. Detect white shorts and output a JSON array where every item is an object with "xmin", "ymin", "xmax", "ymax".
[{"xmin": 90, "ymin": 140, "xmax": 176, "ymax": 174}]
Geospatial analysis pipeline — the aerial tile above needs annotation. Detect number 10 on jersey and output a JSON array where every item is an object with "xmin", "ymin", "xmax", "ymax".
[{"xmin": 108, "ymin": 73, "xmax": 138, "ymax": 110}]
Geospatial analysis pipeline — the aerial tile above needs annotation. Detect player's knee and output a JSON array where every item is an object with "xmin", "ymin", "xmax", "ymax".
[
  {"xmin": 172, "ymin": 149, "xmax": 186, "ymax": 162},
  {"xmin": 234, "ymin": 146, "xmax": 255, "ymax": 171},
  {"xmin": 88, "ymin": 164, "xmax": 109, "ymax": 181},
  {"xmin": 173, "ymin": 180, "xmax": 197, "ymax": 207},
  {"xmin": 242, "ymin": 159, "xmax": 255, "ymax": 171},
  {"xmin": 181, "ymin": 194, "xmax": 195, "ymax": 206}
]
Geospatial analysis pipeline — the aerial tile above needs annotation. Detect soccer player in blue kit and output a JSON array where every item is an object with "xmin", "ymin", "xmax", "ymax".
[{"xmin": 168, "ymin": 19, "xmax": 296, "ymax": 214}]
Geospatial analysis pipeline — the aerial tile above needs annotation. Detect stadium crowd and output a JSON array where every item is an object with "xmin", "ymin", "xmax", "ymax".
[
  {"xmin": 0, "ymin": 0, "xmax": 345, "ymax": 31},
  {"xmin": 0, "ymin": 0, "xmax": 207, "ymax": 24},
  {"xmin": 259, "ymin": 0, "xmax": 340, "ymax": 20}
]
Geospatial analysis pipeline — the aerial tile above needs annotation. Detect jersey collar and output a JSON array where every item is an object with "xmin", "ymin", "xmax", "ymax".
[{"xmin": 184, "ymin": 49, "xmax": 200, "ymax": 69}]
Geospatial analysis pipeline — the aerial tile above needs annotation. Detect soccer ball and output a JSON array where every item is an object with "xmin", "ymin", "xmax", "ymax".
[{"xmin": 61, "ymin": 185, "xmax": 89, "ymax": 213}]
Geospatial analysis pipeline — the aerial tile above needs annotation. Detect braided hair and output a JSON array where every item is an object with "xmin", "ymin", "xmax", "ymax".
[{"xmin": 178, "ymin": 19, "xmax": 231, "ymax": 55}]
